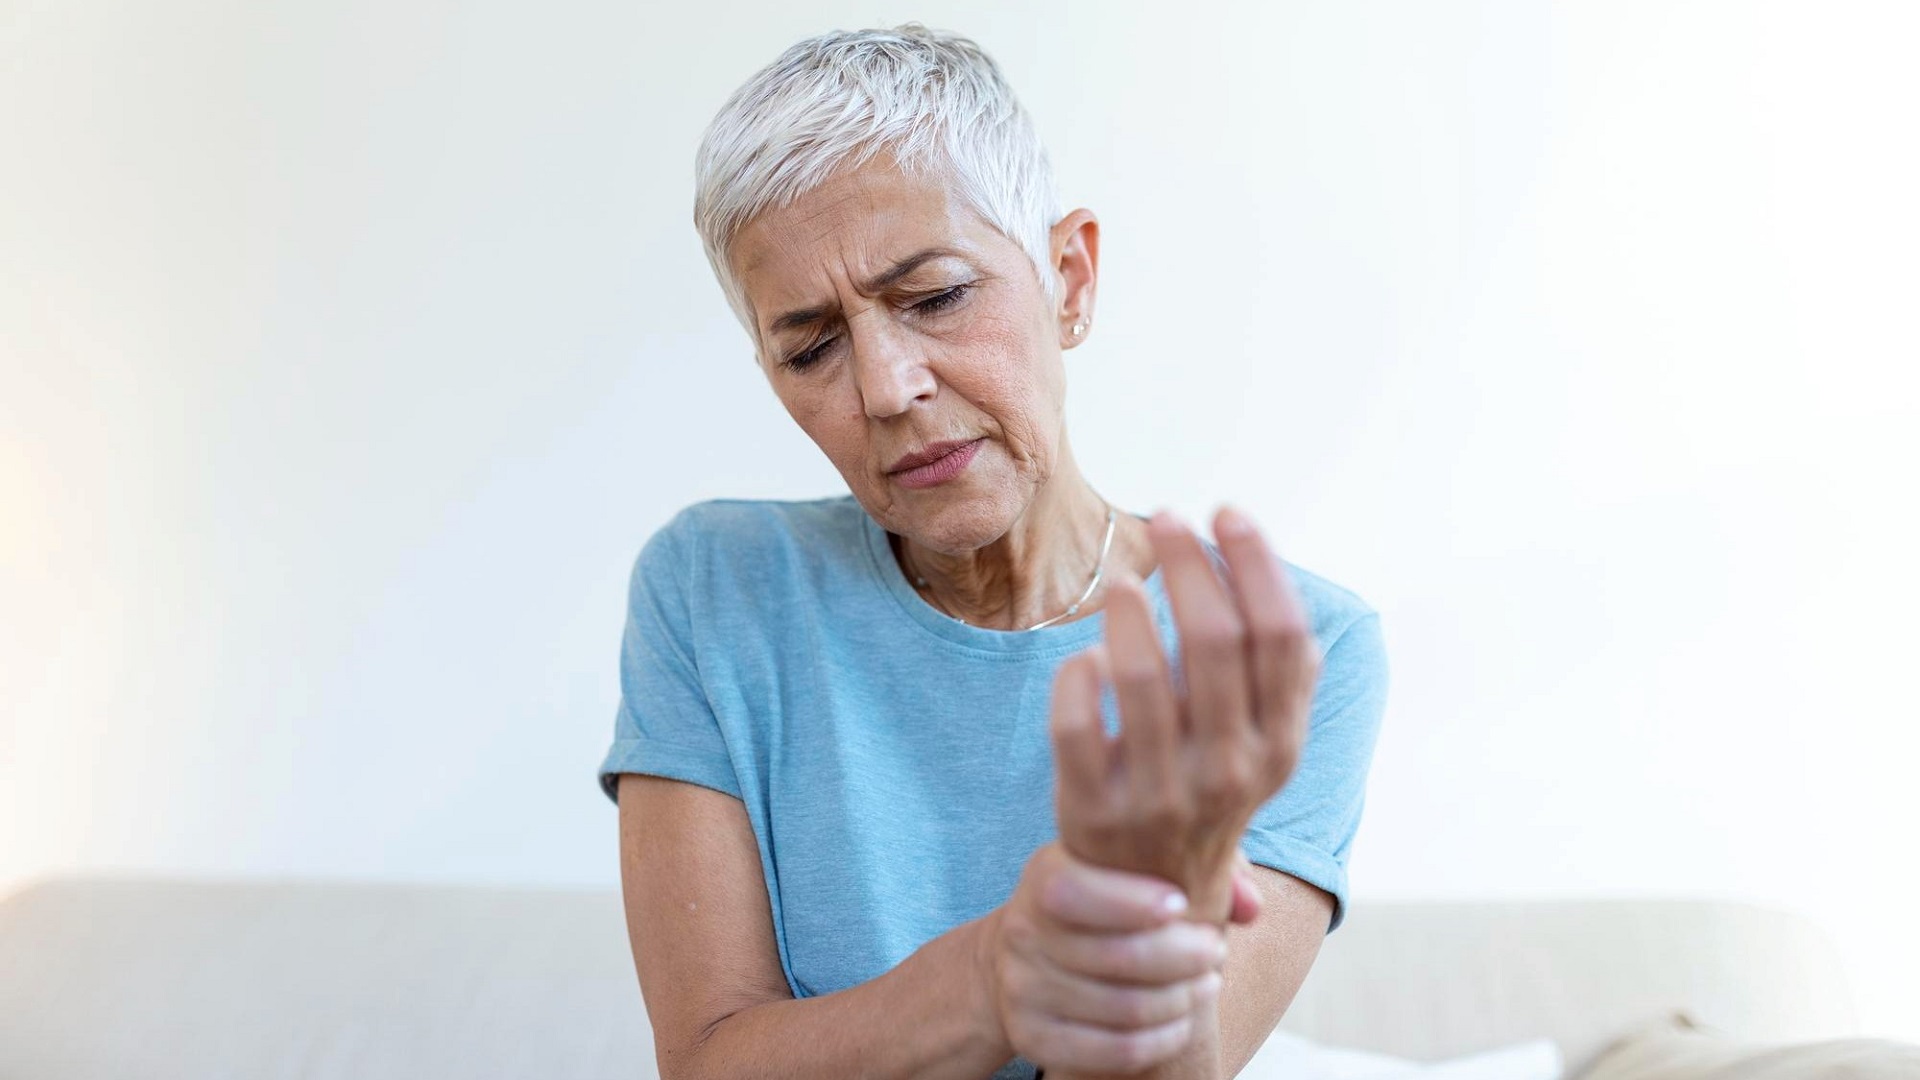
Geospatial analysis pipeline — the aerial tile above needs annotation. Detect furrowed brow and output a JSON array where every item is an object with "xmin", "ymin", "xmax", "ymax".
[
  {"xmin": 764, "ymin": 248, "xmax": 962, "ymax": 337},
  {"xmin": 859, "ymin": 247, "xmax": 958, "ymax": 292},
  {"xmin": 769, "ymin": 306, "xmax": 831, "ymax": 335}
]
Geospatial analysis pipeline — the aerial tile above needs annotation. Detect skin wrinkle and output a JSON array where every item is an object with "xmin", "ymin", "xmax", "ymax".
[{"xmin": 728, "ymin": 158, "xmax": 1154, "ymax": 630}]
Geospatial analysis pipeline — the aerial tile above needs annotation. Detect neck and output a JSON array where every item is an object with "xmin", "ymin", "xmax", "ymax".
[{"xmin": 891, "ymin": 443, "xmax": 1150, "ymax": 630}]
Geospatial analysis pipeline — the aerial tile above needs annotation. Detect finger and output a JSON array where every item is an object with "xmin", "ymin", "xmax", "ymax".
[
  {"xmin": 1022, "ymin": 1012, "xmax": 1197, "ymax": 1075},
  {"xmin": 1228, "ymin": 861, "xmax": 1263, "ymax": 926},
  {"xmin": 1212, "ymin": 505, "xmax": 1318, "ymax": 763},
  {"xmin": 1026, "ymin": 960, "xmax": 1222, "ymax": 1031},
  {"xmin": 1102, "ymin": 572, "xmax": 1180, "ymax": 801},
  {"xmin": 1037, "ymin": 919, "xmax": 1228, "ymax": 985},
  {"xmin": 1049, "ymin": 647, "xmax": 1113, "ymax": 815},
  {"xmin": 1149, "ymin": 510, "xmax": 1252, "ymax": 749},
  {"xmin": 1038, "ymin": 845, "xmax": 1189, "ymax": 932}
]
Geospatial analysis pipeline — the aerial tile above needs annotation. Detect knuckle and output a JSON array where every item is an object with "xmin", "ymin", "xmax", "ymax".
[
  {"xmin": 1270, "ymin": 736, "xmax": 1302, "ymax": 774},
  {"xmin": 1178, "ymin": 926, "xmax": 1226, "ymax": 970},
  {"xmin": 1113, "ymin": 1029, "xmax": 1167, "ymax": 1073},
  {"xmin": 1033, "ymin": 842, "xmax": 1066, "ymax": 874},
  {"xmin": 1140, "ymin": 786, "xmax": 1188, "ymax": 824},
  {"xmin": 1268, "ymin": 717, "xmax": 1306, "ymax": 759},
  {"xmin": 1259, "ymin": 617, "xmax": 1311, "ymax": 658},
  {"xmin": 1039, "ymin": 873, "xmax": 1081, "ymax": 918},
  {"xmin": 1005, "ymin": 1015, "xmax": 1044, "ymax": 1058},
  {"xmin": 1083, "ymin": 814, "xmax": 1129, "ymax": 849},
  {"xmin": 1186, "ymin": 619, "xmax": 1246, "ymax": 655},
  {"xmin": 1004, "ymin": 962, "xmax": 1045, "ymax": 1010},
  {"xmin": 1110, "ymin": 656, "xmax": 1162, "ymax": 689},
  {"xmin": 1206, "ymin": 748, "xmax": 1255, "ymax": 792},
  {"xmin": 1301, "ymin": 649, "xmax": 1324, "ymax": 682},
  {"xmin": 1103, "ymin": 931, "xmax": 1149, "ymax": 974},
  {"xmin": 1246, "ymin": 613, "xmax": 1295, "ymax": 650},
  {"xmin": 1191, "ymin": 776, "xmax": 1235, "ymax": 813},
  {"xmin": 1003, "ymin": 912, "xmax": 1042, "ymax": 954},
  {"xmin": 1110, "ymin": 987, "xmax": 1160, "ymax": 1028}
]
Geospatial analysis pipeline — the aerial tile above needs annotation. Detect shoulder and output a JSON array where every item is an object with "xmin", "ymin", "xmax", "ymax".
[
  {"xmin": 654, "ymin": 494, "xmax": 864, "ymax": 563},
  {"xmin": 1278, "ymin": 560, "xmax": 1385, "ymax": 670},
  {"xmin": 664, "ymin": 493, "xmax": 862, "ymax": 542},
  {"xmin": 1280, "ymin": 560, "xmax": 1378, "ymax": 641},
  {"xmin": 633, "ymin": 493, "xmax": 870, "ymax": 597}
]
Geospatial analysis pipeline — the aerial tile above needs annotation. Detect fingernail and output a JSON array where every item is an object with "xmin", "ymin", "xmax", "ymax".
[
  {"xmin": 1158, "ymin": 891, "xmax": 1188, "ymax": 916},
  {"xmin": 1216, "ymin": 505, "xmax": 1255, "ymax": 539}
]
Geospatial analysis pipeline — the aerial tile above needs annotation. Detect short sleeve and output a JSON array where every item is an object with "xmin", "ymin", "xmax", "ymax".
[
  {"xmin": 596, "ymin": 510, "xmax": 744, "ymax": 805},
  {"xmin": 1240, "ymin": 610, "xmax": 1388, "ymax": 935}
]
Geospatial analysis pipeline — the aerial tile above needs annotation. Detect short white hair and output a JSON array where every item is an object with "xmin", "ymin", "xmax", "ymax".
[{"xmin": 694, "ymin": 24, "xmax": 1063, "ymax": 330}]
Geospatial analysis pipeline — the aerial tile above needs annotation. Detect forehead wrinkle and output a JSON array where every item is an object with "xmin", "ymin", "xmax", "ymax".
[{"xmin": 734, "ymin": 166, "xmax": 989, "ymax": 341}]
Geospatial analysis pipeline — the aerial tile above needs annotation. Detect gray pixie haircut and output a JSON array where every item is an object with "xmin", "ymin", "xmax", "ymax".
[{"xmin": 694, "ymin": 24, "xmax": 1063, "ymax": 330}]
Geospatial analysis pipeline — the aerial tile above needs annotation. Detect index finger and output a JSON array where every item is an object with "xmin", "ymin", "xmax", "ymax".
[
  {"xmin": 1038, "ymin": 844, "xmax": 1191, "ymax": 932},
  {"xmin": 1211, "ymin": 506, "xmax": 1320, "ymax": 735}
]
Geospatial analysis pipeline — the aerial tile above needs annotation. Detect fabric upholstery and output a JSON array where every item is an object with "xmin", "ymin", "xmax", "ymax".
[
  {"xmin": 1572, "ymin": 1012, "xmax": 1920, "ymax": 1079},
  {"xmin": 0, "ymin": 875, "xmax": 1864, "ymax": 1080}
]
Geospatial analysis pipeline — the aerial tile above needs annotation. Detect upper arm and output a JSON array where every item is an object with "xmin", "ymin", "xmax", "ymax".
[
  {"xmin": 617, "ymin": 773, "xmax": 792, "ymax": 1075},
  {"xmin": 1240, "ymin": 608, "xmax": 1387, "ymax": 934},
  {"xmin": 1216, "ymin": 866, "xmax": 1333, "ymax": 1077}
]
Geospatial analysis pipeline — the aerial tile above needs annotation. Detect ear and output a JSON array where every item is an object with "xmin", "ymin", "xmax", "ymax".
[{"xmin": 1048, "ymin": 208, "xmax": 1100, "ymax": 348}]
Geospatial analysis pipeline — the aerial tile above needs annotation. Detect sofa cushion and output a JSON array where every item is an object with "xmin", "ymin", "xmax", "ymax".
[
  {"xmin": 1573, "ymin": 1012, "xmax": 1920, "ymax": 1080},
  {"xmin": 1243, "ymin": 1030, "xmax": 1563, "ymax": 1079}
]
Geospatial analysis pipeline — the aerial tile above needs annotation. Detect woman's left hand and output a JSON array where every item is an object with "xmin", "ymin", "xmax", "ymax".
[{"xmin": 1050, "ymin": 506, "xmax": 1320, "ymax": 924}]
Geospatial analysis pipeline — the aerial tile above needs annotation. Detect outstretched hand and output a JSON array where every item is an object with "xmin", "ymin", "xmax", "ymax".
[{"xmin": 1050, "ymin": 506, "xmax": 1320, "ymax": 923}]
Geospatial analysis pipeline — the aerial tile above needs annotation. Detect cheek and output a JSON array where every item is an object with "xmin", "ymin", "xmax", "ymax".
[
  {"xmin": 782, "ymin": 383, "xmax": 870, "ymax": 469},
  {"xmin": 956, "ymin": 313, "xmax": 1058, "ymax": 439}
]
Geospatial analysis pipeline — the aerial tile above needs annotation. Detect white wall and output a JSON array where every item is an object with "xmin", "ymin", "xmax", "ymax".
[{"xmin": 4, "ymin": 0, "xmax": 1916, "ymax": 1041}]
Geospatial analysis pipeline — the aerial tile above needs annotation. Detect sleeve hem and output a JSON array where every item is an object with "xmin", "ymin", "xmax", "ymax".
[
  {"xmin": 597, "ymin": 736, "xmax": 742, "ymax": 805},
  {"xmin": 1239, "ymin": 827, "xmax": 1352, "ymax": 935}
]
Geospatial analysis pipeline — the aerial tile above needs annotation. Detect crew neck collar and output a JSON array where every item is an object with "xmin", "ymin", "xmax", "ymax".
[{"xmin": 855, "ymin": 498, "xmax": 1175, "ymax": 657}]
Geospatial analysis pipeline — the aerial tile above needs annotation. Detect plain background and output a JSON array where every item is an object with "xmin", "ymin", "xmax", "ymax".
[{"xmin": 4, "ymin": 0, "xmax": 1916, "ymax": 1043}]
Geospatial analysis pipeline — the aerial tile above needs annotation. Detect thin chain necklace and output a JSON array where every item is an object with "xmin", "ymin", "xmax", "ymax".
[{"xmin": 903, "ymin": 501, "xmax": 1119, "ymax": 631}]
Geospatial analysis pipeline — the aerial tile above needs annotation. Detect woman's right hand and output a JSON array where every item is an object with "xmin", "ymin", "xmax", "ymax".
[{"xmin": 976, "ymin": 840, "xmax": 1232, "ymax": 1074}]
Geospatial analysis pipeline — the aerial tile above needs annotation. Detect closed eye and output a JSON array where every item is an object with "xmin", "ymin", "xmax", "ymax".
[
  {"xmin": 781, "ymin": 284, "xmax": 970, "ymax": 372},
  {"xmin": 913, "ymin": 283, "xmax": 971, "ymax": 314},
  {"xmin": 782, "ymin": 336, "xmax": 836, "ymax": 373}
]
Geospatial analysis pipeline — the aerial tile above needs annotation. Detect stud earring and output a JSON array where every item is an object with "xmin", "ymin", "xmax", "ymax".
[{"xmin": 1070, "ymin": 321, "xmax": 1086, "ymax": 337}]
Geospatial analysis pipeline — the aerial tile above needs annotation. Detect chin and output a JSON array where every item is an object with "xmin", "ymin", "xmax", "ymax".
[{"xmin": 873, "ymin": 478, "xmax": 1023, "ymax": 555}]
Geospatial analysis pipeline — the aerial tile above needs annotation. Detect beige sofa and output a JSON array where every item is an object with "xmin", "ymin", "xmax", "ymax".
[{"xmin": 0, "ymin": 873, "xmax": 1886, "ymax": 1078}]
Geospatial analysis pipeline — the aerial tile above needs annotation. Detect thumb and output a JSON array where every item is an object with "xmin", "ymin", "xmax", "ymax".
[{"xmin": 1228, "ymin": 849, "xmax": 1262, "ymax": 925}]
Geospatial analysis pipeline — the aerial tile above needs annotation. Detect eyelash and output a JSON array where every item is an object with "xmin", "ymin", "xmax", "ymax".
[
  {"xmin": 784, "ymin": 339, "xmax": 834, "ymax": 373},
  {"xmin": 780, "ymin": 284, "xmax": 973, "ymax": 372},
  {"xmin": 914, "ymin": 282, "xmax": 971, "ymax": 315}
]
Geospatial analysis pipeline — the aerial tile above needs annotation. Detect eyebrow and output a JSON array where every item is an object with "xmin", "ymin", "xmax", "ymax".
[{"xmin": 766, "ymin": 248, "xmax": 961, "ymax": 335}]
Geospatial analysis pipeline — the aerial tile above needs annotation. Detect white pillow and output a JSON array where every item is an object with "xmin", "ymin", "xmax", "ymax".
[{"xmin": 1239, "ymin": 1030, "xmax": 1565, "ymax": 1080}]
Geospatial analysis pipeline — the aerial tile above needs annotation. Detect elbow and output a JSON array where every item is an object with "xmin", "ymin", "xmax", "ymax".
[{"xmin": 653, "ymin": 1004, "xmax": 749, "ymax": 1080}]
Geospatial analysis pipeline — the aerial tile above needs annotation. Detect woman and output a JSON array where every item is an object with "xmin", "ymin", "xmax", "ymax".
[{"xmin": 597, "ymin": 24, "xmax": 1388, "ymax": 1080}]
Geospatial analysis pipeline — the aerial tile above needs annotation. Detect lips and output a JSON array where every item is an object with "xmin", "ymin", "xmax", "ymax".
[
  {"xmin": 887, "ymin": 437, "xmax": 984, "ymax": 490},
  {"xmin": 886, "ymin": 438, "xmax": 981, "ymax": 474}
]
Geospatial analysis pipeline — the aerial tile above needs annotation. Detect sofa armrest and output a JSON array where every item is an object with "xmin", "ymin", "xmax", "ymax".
[{"xmin": 1573, "ymin": 1011, "xmax": 1920, "ymax": 1080}]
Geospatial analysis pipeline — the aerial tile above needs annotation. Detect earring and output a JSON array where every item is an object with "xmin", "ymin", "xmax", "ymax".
[{"xmin": 1070, "ymin": 321, "xmax": 1086, "ymax": 337}]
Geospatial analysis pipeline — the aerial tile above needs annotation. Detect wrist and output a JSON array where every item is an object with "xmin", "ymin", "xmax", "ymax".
[
  {"xmin": 965, "ymin": 909, "xmax": 1016, "ymax": 1060},
  {"xmin": 1184, "ymin": 862, "xmax": 1237, "ymax": 926}
]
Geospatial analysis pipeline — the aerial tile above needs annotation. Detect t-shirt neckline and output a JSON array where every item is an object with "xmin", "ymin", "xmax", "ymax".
[{"xmin": 855, "ymin": 497, "xmax": 1175, "ymax": 657}]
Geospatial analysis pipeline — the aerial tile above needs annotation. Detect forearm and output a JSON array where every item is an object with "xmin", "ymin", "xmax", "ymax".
[{"xmin": 672, "ymin": 914, "xmax": 1013, "ymax": 1080}]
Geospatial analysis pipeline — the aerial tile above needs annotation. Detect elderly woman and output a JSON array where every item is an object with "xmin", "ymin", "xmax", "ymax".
[{"xmin": 596, "ymin": 24, "xmax": 1387, "ymax": 1080}]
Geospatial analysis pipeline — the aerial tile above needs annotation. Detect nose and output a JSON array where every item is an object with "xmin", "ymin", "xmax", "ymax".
[{"xmin": 850, "ymin": 316, "xmax": 936, "ymax": 420}]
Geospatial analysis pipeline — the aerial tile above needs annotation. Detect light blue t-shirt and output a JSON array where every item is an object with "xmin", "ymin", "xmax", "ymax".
[{"xmin": 596, "ymin": 494, "xmax": 1388, "ymax": 1049}]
